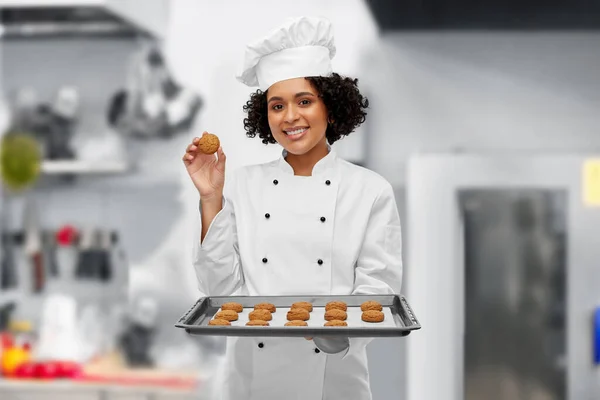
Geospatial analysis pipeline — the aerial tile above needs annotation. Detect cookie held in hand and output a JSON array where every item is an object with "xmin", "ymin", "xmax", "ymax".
[{"xmin": 198, "ymin": 133, "xmax": 220, "ymax": 154}]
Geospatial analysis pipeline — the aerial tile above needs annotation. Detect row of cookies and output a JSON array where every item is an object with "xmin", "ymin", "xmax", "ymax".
[
  {"xmin": 209, "ymin": 302, "xmax": 284, "ymax": 326},
  {"xmin": 208, "ymin": 300, "xmax": 385, "ymax": 326},
  {"xmin": 322, "ymin": 300, "xmax": 385, "ymax": 324}
]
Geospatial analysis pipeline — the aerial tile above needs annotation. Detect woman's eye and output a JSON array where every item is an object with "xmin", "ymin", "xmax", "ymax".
[
  {"xmin": 299, "ymin": 99, "xmax": 311, "ymax": 105},
  {"xmin": 272, "ymin": 104, "xmax": 283, "ymax": 111}
]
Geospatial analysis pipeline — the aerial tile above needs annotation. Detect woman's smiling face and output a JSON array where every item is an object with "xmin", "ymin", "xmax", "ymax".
[{"xmin": 266, "ymin": 77, "xmax": 329, "ymax": 156}]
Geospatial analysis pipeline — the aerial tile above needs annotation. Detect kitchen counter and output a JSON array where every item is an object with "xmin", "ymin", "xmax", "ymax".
[{"xmin": 0, "ymin": 351, "xmax": 205, "ymax": 400}]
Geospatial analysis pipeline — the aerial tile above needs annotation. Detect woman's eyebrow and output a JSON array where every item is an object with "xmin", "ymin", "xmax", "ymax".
[{"xmin": 267, "ymin": 92, "xmax": 316, "ymax": 104}]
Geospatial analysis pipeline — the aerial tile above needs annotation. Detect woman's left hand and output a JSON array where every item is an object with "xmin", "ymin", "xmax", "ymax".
[{"xmin": 309, "ymin": 337, "xmax": 350, "ymax": 355}]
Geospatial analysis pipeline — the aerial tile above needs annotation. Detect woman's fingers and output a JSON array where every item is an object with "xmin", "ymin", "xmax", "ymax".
[
  {"xmin": 182, "ymin": 153, "xmax": 191, "ymax": 166},
  {"xmin": 183, "ymin": 133, "xmax": 213, "ymax": 166},
  {"xmin": 216, "ymin": 146, "xmax": 226, "ymax": 170}
]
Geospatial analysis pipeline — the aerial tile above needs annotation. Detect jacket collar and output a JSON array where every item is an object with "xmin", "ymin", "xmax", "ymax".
[{"xmin": 277, "ymin": 144, "xmax": 337, "ymax": 176}]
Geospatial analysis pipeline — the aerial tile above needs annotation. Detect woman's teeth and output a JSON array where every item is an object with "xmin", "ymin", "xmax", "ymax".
[{"xmin": 285, "ymin": 128, "xmax": 307, "ymax": 136}]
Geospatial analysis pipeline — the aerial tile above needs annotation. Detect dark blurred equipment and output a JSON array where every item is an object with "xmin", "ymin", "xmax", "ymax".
[
  {"xmin": 42, "ymin": 231, "xmax": 60, "ymax": 278},
  {"xmin": 8, "ymin": 86, "xmax": 79, "ymax": 162},
  {"xmin": 107, "ymin": 43, "xmax": 202, "ymax": 139},
  {"xmin": 0, "ymin": 232, "xmax": 21, "ymax": 290},
  {"xmin": 462, "ymin": 190, "xmax": 566, "ymax": 400},
  {"xmin": 35, "ymin": 87, "xmax": 79, "ymax": 161},
  {"xmin": 119, "ymin": 324, "xmax": 155, "ymax": 367},
  {"xmin": 74, "ymin": 229, "xmax": 116, "ymax": 282},
  {"xmin": 366, "ymin": 0, "xmax": 600, "ymax": 30},
  {"xmin": 0, "ymin": 303, "xmax": 16, "ymax": 331},
  {"xmin": 119, "ymin": 297, "xmax": 158, "ymax": 367}
]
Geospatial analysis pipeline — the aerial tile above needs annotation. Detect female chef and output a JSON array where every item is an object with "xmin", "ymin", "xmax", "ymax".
[{"xmin": 182, "ymin": 16, "xmax": 403, "ymax": 400}]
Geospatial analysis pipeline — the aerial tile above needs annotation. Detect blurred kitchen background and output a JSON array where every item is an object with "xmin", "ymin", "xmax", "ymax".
[{"xmin": 0, "ymin": 0, "xmax": 599, "ymax": 400}]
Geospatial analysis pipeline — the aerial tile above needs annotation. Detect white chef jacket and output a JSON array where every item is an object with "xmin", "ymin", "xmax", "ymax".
[{"xmin": 193, "ymin": 147, "xmax": 403, "ymax": 400}]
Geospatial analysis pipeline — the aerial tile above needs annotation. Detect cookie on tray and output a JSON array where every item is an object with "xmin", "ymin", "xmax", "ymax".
[
  {"xmin": 324, "ymin": 320, "xmax": 348, "ymax": 327},
  {"xmin": 324, "ymin": 309, "xmax": 347, "ymax": 321},
  {"xmin": 362, "ymin": 310, "xmax": 385, "ymax": 323},
  {"xmin": 249, "ymin": 309, "xmax": 273, "ymax": 321},
  {"xmin": 360, "ymin": 300, "xmax": 383, "ymax": 312},
  {"xmin": 285, "ymin": 320, "xmax": 308, "ymax": 327},
  {"xmin": 214, "ymin": 310, "xmax": 238, "ymax": 321},
  {"xmin": 208, "ymin": 318, "xmax": 231, "ymax": 326},
  {"xmin": 221, "ymin": 302, "xmax": 243, "ymax": 313},
  {"xmin": 254, "ymin": 302, "xmax": 276, "ymax": 313},
  {"xmin": 287, "ymin": 308, "xmax": 310, "ymax": 321},
  {"xmin": 325, "ymin": 301, "xmax": 347, "ymax": 311},
  {"xmin": 291, "ymin": 301, "xmax": 313, "ymax": 312},
  {"xmin": 246, "ymin": 320, "xmax": 269, "ymax": 326}
]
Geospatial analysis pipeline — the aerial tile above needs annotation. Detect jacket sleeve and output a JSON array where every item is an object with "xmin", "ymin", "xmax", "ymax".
[
  {"xmin": 353, "ymin": 182, "xmax": 403, "ymax": 295},
  {"xmin": 341, "ymin": 182, "xmax": 403, "ymax": 358},
  {"xmin": 192, "ymin": 174, "xmax": 244, "ymax": 296}
]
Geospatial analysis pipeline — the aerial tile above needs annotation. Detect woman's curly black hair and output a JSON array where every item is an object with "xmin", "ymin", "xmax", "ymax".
[{"xmin": 243, "ymin": 73, "xmax": 369, "ymax": 145}]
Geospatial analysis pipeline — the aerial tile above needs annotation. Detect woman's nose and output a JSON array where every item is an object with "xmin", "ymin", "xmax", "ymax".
[{"xmin": 284, "ymin": 105, "xmax": 299, "ymax": 123}]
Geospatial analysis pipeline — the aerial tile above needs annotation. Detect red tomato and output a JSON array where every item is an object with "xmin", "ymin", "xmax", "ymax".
[
  {"xmin": 13, "ymin": 362, "xmax": 36, "ymax": 378},
  {"xmin": 54, "ymin": 361, "xmax": 82, "ymax": 378},
  {"xmin": 34, "ymin": 362, "xmax": 60, "ymax": 379}
]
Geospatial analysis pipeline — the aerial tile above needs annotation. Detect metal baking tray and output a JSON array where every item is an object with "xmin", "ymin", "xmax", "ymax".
[{"xmin": 174, "ymin": 294, "xmax": 421, "ymax": 337}]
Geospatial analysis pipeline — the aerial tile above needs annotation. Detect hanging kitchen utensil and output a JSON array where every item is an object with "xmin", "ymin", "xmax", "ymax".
[
  {"xmin": 0, "ymin": 232, "xmax": 18, "ymax": 289},
  {"xmin": 74, "ymin": 228, "xmax": 94, "ymax": 280},
  {"xmin": 22, "ymin": 198, "xmax": 44, "ymax": 294},
  {"xmin": 99, "ymin": 229, "xmax": 113, "ymax": 282},
  {"xmin": 43, "ymin": 231, "xmax": 59, "ymax": 278},
  {"xmin": 55, "ymin": 224, "xmax": 79, "ymax": 282}
]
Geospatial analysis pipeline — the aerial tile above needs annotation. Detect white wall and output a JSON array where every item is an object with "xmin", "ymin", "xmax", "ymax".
[{"xmin": 360, "ymin": 32, "xmax": 600, "ymax": 186}]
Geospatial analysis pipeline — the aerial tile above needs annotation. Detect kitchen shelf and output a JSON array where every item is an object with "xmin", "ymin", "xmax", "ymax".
[
  {"xmin": 0, "ymin": 0, "xmax": 102, "ymax": 6},
  {"xmin": 0, "ymin": 0, "xmax": 169, "ymax": 39},
  {"xmin": 41, "ymin": 160, "xmax": 130, "ymax": 175}
]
